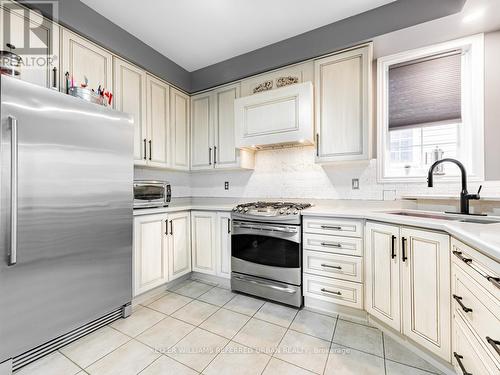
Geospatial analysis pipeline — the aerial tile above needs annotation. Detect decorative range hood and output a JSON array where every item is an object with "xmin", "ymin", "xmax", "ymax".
[{"xmin": 234, "ymin": 81, "xmax": 314, "ymax": 149}]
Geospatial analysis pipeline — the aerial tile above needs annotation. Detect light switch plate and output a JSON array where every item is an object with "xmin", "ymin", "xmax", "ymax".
[{"xmin": 352, "ymin": 178, "xmax": 360, "ymax": 190}]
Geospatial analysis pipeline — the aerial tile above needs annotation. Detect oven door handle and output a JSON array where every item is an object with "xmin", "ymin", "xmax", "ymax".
[{"xmin": 232, "ymin": 275, "xmax": 297, "ymax": 294}]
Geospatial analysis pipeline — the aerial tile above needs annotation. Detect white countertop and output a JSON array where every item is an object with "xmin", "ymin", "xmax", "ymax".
[{"xmin": 303, "ymin": 206, "xmax": 500, "ymax": 263}]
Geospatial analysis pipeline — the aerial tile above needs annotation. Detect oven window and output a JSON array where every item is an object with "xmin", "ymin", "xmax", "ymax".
[
  {"xmin": 232, "ymin": 234, "xmax": 299, "ymax": 268},
  {"xmin": 135, "ymin": 185, "xmax": 164, "ymax": 200}
]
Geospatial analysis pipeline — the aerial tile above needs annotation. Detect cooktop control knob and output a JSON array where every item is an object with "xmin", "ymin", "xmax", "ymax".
[{"xmin": 244, "ymin": 207, "xmax": 248, "ymax": 212}]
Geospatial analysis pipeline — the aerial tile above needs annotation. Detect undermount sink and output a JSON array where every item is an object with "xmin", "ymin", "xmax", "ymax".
[{"xmin": 386, "ymin": 211, "xmax": 500, "ymax": 224}]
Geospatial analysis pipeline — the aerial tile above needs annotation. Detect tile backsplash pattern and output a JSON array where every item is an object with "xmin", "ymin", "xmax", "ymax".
[{"xmin": 137, "ymin": 146, "xmax": 500, "ymax": 201}]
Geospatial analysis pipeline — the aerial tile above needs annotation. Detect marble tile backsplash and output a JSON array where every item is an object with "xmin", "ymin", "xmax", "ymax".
[{"xmin": 136, "ymin": 146, "xmax": 500, "ymax": 201}]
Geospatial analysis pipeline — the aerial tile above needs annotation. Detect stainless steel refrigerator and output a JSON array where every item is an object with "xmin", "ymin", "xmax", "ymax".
[{"xmin": 0, "ymin": 76, "xmax": 134, "ymax": 374}]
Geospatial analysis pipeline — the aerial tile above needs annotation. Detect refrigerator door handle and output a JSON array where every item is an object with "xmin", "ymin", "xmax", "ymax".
[{"xmin": 9, "ymin": 115, "xmax": 18, "ymax": 266}]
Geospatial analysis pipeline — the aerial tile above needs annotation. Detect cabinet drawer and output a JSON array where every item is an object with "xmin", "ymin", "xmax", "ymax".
[
  {"xmin": 451, "ymin": 238, "xmax": 500, "ymax": 297},
  {"xmin": 453, "ymin": 312, "xmax": 499, "ymax": 375},
  {"xmin": 303, "ymin": 273, "xmax": 363, "ymax": 309},
  {"xmin": 304, "ymin": 250, "xmax": 363, "ymax": 283},
  {"xmin": 452, "ymin": 263, "xmax": 500, "ymax": 367},
  {"xmin": 303, "ymin": 217, "xmax": 362, "ymax": 237},
  {"xmin": 303, "ymin": 233, "xmax": 363, "ymax": 256}
]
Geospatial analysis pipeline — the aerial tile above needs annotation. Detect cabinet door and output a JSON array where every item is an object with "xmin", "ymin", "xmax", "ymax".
[
  {"xmin": 216, "ymin": 212, "xmax": 232, "ymax": 279},
  {"xmin": 401, "ymin": 227, "xmax": 451, "ymax": 361},
  {"xmin": 114, "ymin": 58, "xmax": 147, "ymax": 164},
  {"xmin": 0, "ymin": 2, "xmax": 60, "ymax": 89},
  {"xmin": 191, "ymin": 92, "xmax": 213, "ymax": 170},
  {"xmin": 146, "ymin": 74, "xmax": 169, "ymax": 168},
  {"xmin": 170, "ymin": 88, "xmax": 190, "ymax": 170},
  {"xmin": 365, "ymin": 222, "xmax": 401, "ymax": 331},
  {"xmin": 314, "ymin": 44, "xmax": 371, "ymax": 162},
  {"xmin": 191, "ymin": 211, "xmax": 217, "ymax": 275},
  {"xmin": 61, "ymin": 29, "xmax": 112, "ymax": 92},
  {"xmin": 168, "ymin": 211, "xmax": 191, "ymax": 280},
  {"xmin": 133, "ymin": 214, "xmax": 169, "ymax": 296},
  {"xmin": 214, "ymin": 84, "xmax": 240, "ymax": 168}
]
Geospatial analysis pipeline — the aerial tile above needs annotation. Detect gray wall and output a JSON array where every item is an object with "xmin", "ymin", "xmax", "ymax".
[
  {"xmin": 190, "ymin": 0, "xmax": 466, "ymax": 92},
  {"xmin": 19, "ymin": 0, "xmax": 191, "ymax": 91},
  {"xmin": 484, "ymin": 31, "xmax": 500, "ymax": 180}
]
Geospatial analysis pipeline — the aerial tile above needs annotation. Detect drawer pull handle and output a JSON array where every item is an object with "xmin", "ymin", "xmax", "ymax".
[
  {"xmin": 321, "ymin": 263, "xmax": 342, "ymax": 270},
  {"xmin": 453, "ymin": 251, "xmax": 473, "ymax": 264},
  {"xmin": 401, "ymin": 237, "xmax": 407, "ymax": 262},
  {"xmin": 453, "ymin": 295, "xmax": 473, "ymax": 313},
  {"xmin": 486, "ymin": 276, "xmax": 500, "ymax": 290},
  {"xmin": 453, "ymin": 352, "xmax": 472, "ymax": 375},
  {"xmin": 320, "ymin": 242, "xmax": 342, "ymax": 248},
  {"xmin": 454, "ymin": 251, "xmax": 500, "ymax": 290},
  {"xmin": 486, "ymin": 336, "xmax": 500, "ymax": 357},
  {"xmin": 320, "ymin": 225, "xmax": 342, "ymax": 230},
  {"xmin": 320, "ymin": 288, "xmax": 342, "ymax": 296}
]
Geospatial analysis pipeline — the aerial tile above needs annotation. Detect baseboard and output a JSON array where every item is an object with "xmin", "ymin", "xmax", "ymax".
[{"xmin": 368, "ymin": 315, "xmax": 455, "ymax": 375}]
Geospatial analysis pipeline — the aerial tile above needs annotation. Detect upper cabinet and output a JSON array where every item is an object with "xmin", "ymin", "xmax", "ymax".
[
  {"xmin": 61, "ymin": 29, "xmax": 113, "ymax": 93},
  {"xmin": 191, "ymin": 83, "xmax": 254, "ymax": 170},
  {"xmin": 314, "ymin": 44, "xmax": 372, "ymax": 163},
  {"xmin": 170, "ymin": 88, "xmax": 190, "ymax": 171},
  {"xmin": 146, "ymin": 74, "xmax": 170, "ymax": 168},
  {"xmin": 113, "ymin": 58, "xmax": 147, "ymax": 164},
  {"xmin": 0, "ymin": 1, "xmax": 60, "ymax": 89}
]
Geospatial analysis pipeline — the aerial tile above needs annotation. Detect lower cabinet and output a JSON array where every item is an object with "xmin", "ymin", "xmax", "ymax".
[
  {"xmin": 191, "ymin": 211, "xmax": 232, "ymax": 278},
  {"xmin": 365, "ymin": 222, "xmax": 451, "ymax": 362},
  {"xmin": 133, "ymin": 211, "xmax": 191, "ymax": 296},
  {"xmin": 168, "ymin": 211, "xmax": 192, "ymax": 279}
]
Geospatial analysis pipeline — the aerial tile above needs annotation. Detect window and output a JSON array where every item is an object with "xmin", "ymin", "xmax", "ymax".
[{"xmin": 377, "ymin": 35, "xmax": 484, "ymax": 182}]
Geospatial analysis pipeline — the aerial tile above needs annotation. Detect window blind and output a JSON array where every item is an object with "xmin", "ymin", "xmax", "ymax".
[{"xmin": 388, "ymin": 52, "xmax": 462, "ymax": 130}]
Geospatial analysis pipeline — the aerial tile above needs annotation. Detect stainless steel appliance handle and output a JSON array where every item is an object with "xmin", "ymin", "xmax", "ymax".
[
  {"xmin": 9, "ymin": 116, "xmax": 18, "ymax": 266},
  {"xmin": 321, "ymin": 288, "xmax": 342, "ymax": 296},
  {"xmin": 233, "ymin": 275, "xmax": 296, "ymax": 294},
  {"xmin": 321, "ymin": 264, "xmax": 342, "ymax": 270},
  {"xmin": 320, "ymin": 242, "xmax": 342, "ymax": 248}
]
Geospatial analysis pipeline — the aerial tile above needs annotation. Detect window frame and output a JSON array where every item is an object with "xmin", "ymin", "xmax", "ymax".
[{"xmin": 377, "ymin": 34, "xmax": 484, "ymax": 183}]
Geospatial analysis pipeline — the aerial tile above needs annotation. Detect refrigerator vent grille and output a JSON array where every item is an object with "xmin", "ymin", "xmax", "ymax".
[{"xmin": 12, "ymin": 307, "xmax": 124, "ymax": 371}]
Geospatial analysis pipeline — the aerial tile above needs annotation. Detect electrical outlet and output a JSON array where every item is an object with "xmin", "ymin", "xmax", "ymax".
[
  {"xmin": 224, "ymin": 181, "xmax": 229, "ymax": 190},
  {"xmin": 352, "ymin": 178, "xmax": 360, "ymax": 190}
]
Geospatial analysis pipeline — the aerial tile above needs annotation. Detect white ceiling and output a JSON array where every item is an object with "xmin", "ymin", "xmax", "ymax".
[{"xmin": 80, "ymin": 0, "xmax": 395, "ymax": 72}]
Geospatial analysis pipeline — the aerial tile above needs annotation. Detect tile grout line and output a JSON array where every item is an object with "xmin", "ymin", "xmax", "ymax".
[{"xmin": 382, "ymin": 332, "xmax": 388, "ymax": 375}]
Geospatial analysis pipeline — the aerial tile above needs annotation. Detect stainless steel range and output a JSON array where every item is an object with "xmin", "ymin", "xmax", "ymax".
[{"xmin": 230, "ymin": 202, "xmax": 311, "ymax": 307}]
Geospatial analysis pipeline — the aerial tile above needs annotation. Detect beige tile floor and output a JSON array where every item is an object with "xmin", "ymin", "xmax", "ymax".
[{"xmin": 15, "ymin": 279, "xmax": 444, "ymax": 375}]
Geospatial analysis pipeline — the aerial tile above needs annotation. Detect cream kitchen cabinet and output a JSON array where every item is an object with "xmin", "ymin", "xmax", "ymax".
[
  {"xmin": 191, "ymin": 211, "xmax": 232, "ymax": 277},
  {"xmin": 364, "ymin": 222, "xmax": 401, "ymax": 331},
  {"xmin": 113, "ymin": 58, "xmax": 147, "ymax": 164},
  {"xmin": 61, "ymin": 29, "xmax": 113, "ymax": 93},
  {"xmin": 133, "ymin": 214, "xmax": 169, "ymax": 296},
  {"xmin": 170, "ymin": 88, "xmax": 190, "ymax": 170},
  {"xmin": 133, "ymin": 211, "xmax": 191, "ymax": 296},
  {"xmin": 191, "ymin": 211, "xmax": 218, "ymax": 275},
  {"xmin": 314, "ymin": 44, "xmax": 372, "ymax": 163},
  {"xmin": 168, "ymin": 211, "xmax": 192, "ymax": 280},
  {"xmin": 216, "ymin": 212, "xmax": 232, "ymax": 279},
  {"xmin": 146, "ymin": 74, "xmax": 170, "ymax": 168},
  {"xmin": 191, "ymin": 83, "xmax": 254, "ymax": 170},
  {"xmin": 0, "ymin": 1, "xmax": 60, "ymax": 89},
  {"xmin": 365, "ymin": 222, "xmax": 451, "ymax": 361}
]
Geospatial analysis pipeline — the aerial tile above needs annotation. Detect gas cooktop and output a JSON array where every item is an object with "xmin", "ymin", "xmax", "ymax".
[{"xmin": 231, "ymin": 201, "xmax": 311, "ymax": 223}]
